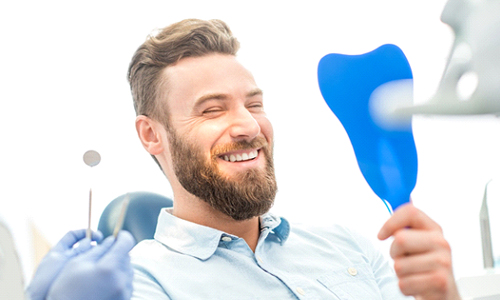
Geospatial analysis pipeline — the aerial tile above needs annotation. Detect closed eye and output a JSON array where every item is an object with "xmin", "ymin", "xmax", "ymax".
[
  {"xmin": 247, "ymin": 103, "xmax": 264, "ymax": 113},
  {"xmin": 202, "ymin": 107, "xmax": 225, "ymax": 117}
]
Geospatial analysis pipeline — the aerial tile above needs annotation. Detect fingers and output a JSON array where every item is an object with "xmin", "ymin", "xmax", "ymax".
[
  {"xmin": 398, "ymin": 270, "xmax": 451, "ymax": 297},
  {"xmin": 389, "ymin": 229, "xmax": 450, "ymax": 258},
  {"xmin": 378, "ymin": 203, "xmax": 441, "ymax": 240},
  {"xmin": 53, "ymin": 229, "xmax": 104, "ymax": 251},
  {"xmin": 377, "ymin": 203, "xmax": 460, "ymax": 299},
  {"xmin": 76, "ymin": 234, "xmax": 116, "ymax": 261},
  {"xmin": 76, "ymin": 230, "xmax": 135, "ymax": 263},
  {"xmin": 393, "ymin": 248, "xmax": 452, "ymax": 278},
  {"xmin": 101, "ymin": 231, "xmax": 136, "ymax": 261},
  {"xmin": 52, "ymin": 230, "xmax": 104, "ymax": 257},
  {"xmin": 97, "ymin": 231, "xmax": 135, "ymax": 276},
  {"xmin": 52, "ymin": 229, "xmax": 88, "ymax": 252},
  {"xmin": 91, "ymin": 230, "xmax": 104, "ymax": 242}
]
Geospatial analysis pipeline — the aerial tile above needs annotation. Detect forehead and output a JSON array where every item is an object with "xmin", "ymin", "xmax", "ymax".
[{"xmin": 162, "ymin": 54, "xmax": 260, "ymax": 113}]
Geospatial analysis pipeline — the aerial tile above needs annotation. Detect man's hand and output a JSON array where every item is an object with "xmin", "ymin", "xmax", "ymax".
[{"xmin": 378, "ymin": 203, "xmax": 461, "ymax": 300}]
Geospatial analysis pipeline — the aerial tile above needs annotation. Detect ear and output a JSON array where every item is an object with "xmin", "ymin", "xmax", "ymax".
[{"xmin": 135, "ymin": 115, "xmax": 165, "ymax": 155}]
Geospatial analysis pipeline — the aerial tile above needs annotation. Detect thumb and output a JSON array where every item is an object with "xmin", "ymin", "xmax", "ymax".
[{"xmin": 101, "ymin": 231, "xmax": 136, "ymax": 262}]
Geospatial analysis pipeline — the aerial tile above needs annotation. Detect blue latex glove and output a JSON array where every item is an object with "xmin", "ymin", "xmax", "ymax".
[
  {"xmin": 26, "ymin": 229, "xmax": 103, "ymax": 300},
  {"xmin": 46, "ymin": 231, "xmax": 135, "ymax": 300}
]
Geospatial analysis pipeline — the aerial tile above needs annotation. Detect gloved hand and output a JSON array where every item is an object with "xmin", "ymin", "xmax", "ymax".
[
  {"xmin": 26, "ymin": 229, "xmax": 103, "ymax": 300},
  {"xmin": 46, "ymin": 230, "xmax": 135, "ymax": 300}
]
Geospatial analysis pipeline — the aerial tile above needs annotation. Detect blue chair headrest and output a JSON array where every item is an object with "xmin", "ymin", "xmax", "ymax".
[{"xmin": 97, "ymin": 191, "xmax": 173, "ymax": 244}]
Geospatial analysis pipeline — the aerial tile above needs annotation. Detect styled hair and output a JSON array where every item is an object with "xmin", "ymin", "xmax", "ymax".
[{"xmin": 127, "ymin": 19, "xmax": 240, "ymax": 122}]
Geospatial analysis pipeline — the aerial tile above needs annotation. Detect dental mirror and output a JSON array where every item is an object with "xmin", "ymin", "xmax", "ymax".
[
  {"xmin": 83, "ymin": 150, "xmax": 101, "ymax": 167},
  {"xmin": 83, "ymin": 150, "xmax": 101, "ymax": 238}
]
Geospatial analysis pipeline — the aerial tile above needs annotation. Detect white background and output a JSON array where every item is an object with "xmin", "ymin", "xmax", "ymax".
[{"xmin": 2, "ymin": 0, "xmax": 500, "ymax": 283}]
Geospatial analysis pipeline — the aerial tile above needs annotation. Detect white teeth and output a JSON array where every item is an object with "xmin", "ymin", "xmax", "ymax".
[{"xmin": 221, "ymin": 150, "xmax": 258, "ymax": 162}]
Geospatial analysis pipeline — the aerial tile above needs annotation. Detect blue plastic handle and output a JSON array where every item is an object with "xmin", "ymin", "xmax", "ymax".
[{"xmin": 317, "ymin": 44, "xmax": 418, "ymax": 212}]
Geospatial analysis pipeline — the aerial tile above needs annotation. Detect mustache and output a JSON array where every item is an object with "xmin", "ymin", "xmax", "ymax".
[{"xmin": 211, "ymin": 136, "xmax": 269, "ymax": 157}]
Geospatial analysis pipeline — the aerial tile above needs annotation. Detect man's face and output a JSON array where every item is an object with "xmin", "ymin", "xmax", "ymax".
[{"xmin": 161, "ymin": 53, "xmax": 277, "ymax": 220}]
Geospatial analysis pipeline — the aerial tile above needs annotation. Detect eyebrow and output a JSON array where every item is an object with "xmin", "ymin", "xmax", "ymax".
[
  {"xmin": 247, "ymin": 88, "xmax": 263, "ymax": 98},
  {"xmin": 193, "ymin": 88, "xmax": 263, "ymax": 108}
]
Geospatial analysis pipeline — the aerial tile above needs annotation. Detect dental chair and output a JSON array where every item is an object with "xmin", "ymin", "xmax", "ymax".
[{"xmin": 97, "ymin": 191, "xmax": 173, "ymax": 244}]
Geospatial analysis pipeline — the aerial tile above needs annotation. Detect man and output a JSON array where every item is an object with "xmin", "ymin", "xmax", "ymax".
[{"xmin": 128, "ymin": 19, "xmax": 461, "ymax": 299}]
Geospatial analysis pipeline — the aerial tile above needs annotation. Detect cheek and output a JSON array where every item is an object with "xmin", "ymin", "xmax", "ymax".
[
  {"xmin": 258, "ymin": 117, "xmax": 274, "ymax": 142},
  {"xmin": 188, "ymin": 122, "xmax": 228, "ymax": 153}
]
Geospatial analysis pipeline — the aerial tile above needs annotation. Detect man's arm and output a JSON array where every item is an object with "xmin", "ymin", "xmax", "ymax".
[
  {"xmin": 129, "ymin": 241, "xmax": 172, "ymax": 300},
  {"xmin": 378, "ymin": 203, "xmax": 461, "ymax": 300},
  {"xmin": 131, "ymin": 266, "xmax": 172, "ymax": 300}
]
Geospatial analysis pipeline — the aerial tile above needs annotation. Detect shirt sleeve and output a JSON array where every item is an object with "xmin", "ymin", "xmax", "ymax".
[{"xmin": 131, "ymin": 264, "xmax": 172, "ymax": 300}]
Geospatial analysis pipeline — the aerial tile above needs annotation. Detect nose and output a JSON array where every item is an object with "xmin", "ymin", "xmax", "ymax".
[{"xmin": 228, "ymin": 107, "xmax": 261, "ymax": 142}]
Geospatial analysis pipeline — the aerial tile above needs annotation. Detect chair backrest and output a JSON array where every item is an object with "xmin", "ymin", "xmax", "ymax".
[
  {"xmin": 98, "ymin": 191, "xmax": 173, "ymax": 244},
  {"xmin": 0, "ymin": 221, "xmax": 25, "ymax": 300}
]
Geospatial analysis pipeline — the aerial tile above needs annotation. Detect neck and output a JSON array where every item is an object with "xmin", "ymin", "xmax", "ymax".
[{"xmin": 172, "ymin": 193, "xmax": 261, "ymax": 252}]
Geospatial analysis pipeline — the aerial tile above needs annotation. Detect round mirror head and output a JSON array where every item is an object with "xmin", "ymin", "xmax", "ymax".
[{"xmin": 83, "ymin": 150, "xmax": 101, "ymax": 167}]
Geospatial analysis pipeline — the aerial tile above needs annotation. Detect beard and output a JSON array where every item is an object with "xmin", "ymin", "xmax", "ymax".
[{"xmin": 166, "ymin": 127, "xmax": 277, "ymax": 221}]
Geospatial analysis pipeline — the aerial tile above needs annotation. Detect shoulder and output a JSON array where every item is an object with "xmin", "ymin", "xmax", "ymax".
[
  {"xmin": 130, "ymin": 239, "xmax": 177, "ymax": 272},
  {"xmin": 130, "ymin": 239, "xmax": 174, "ymax": 299},
  {"xmin": 130, "ymin": 238, "xmax": 183, "ymax": 265},
  {"xmin": 130, "ymin": 238, "xmax": 165, "ymax": 256},
  {"xmin": 292, "ymin": 222, "xmax": 367, "ymax": 245},
  {"xmin": 289, "ymin": 222, "xmax": 380, "ymax": 259}
]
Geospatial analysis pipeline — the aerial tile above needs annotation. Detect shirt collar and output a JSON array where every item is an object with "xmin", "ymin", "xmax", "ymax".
[
  {"xmin": 153, "ymin": 209, "xmax": 290, "ymax": 260},
  {"xmin": 260, "ymin": 212, "xmax": 290, "ymax": 244}
]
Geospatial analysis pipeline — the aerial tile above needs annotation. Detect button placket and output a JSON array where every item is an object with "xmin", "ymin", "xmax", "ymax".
[{"xmin": 255, "ymin": 255, "xmax": 264, "ymax": 264}]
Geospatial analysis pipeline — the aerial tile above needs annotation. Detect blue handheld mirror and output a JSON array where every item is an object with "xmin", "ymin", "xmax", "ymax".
[{"xmin": 317, "ymin": 44, "xmax": 418, "ymax": 212}]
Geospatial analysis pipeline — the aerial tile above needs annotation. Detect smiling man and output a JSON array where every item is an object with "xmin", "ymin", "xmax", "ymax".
[
  {"xmin": 155, "ymin": 53, "xmax": 276, "ymax": 226},
  {"xmin": 127, "ymin": 19, "xmax": 461, "ymax": 300}
]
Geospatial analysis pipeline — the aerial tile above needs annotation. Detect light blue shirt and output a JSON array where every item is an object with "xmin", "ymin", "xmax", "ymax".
[{"xmin": 130, "ymin": 209, "xmax": 412, "ymax": 299}]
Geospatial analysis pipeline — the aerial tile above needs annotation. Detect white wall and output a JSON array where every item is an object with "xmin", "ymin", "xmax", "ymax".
[{"xmin": 2, "ymin": 0, "xmax": 497, "ymax": 283}]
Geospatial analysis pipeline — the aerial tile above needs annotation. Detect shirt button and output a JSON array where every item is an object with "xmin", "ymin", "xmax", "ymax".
[
  {"xmin": 296, "ymin": 287, "xmax": 305, "ymax": 295},
  {"xmin": 348, "ymin": 267, "xmax": 358, "ymax": 276},
  {"xmin": 256, "ymin": 255, "xmax": 264, "ymax": 263},
  {"xmin": 221, "ymin": 236, "xmax": 232, "ymax": 242}
]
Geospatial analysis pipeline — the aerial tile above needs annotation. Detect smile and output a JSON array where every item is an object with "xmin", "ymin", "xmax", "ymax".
[{"xmin": 220, "ymin": 150, "xmax": 258, "ymax": 162}]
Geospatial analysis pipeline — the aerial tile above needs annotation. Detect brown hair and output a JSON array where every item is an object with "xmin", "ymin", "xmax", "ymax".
[{"xmin": 127, "ymin": 19, "xmax": 240, "ymax": 122}]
